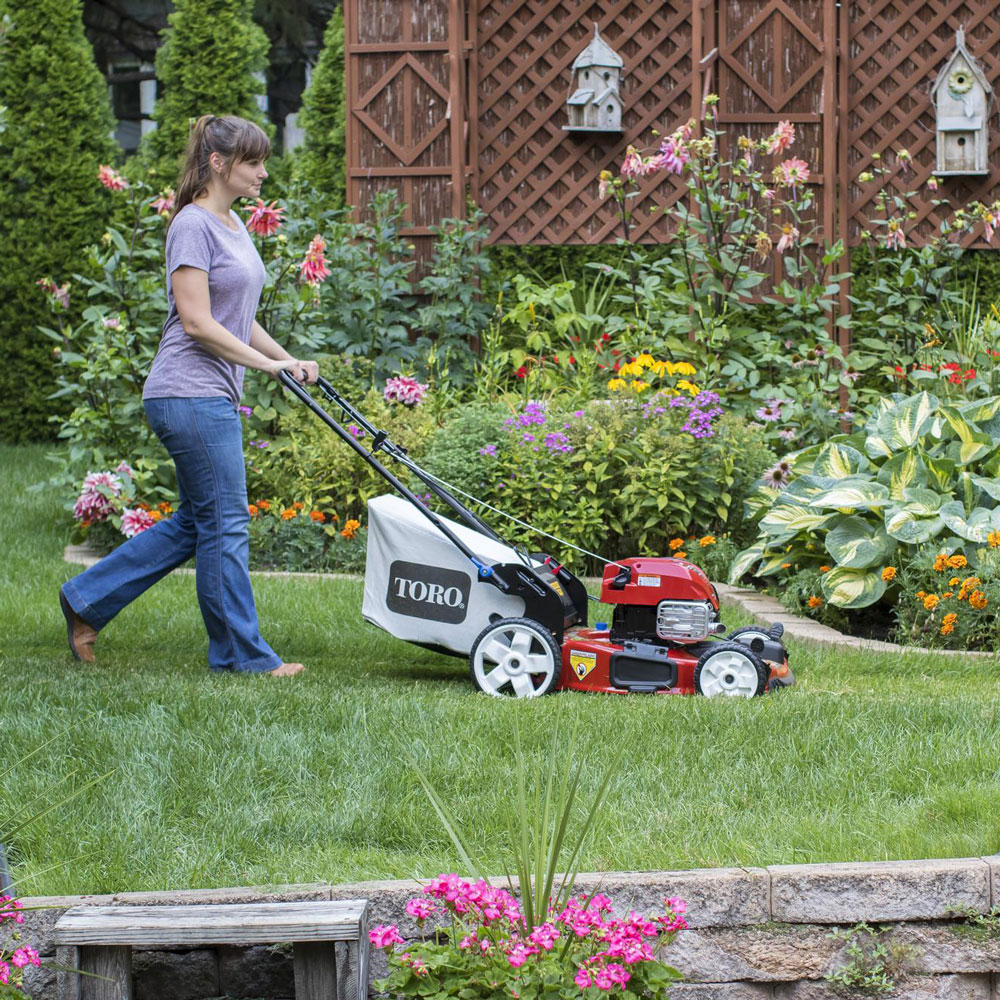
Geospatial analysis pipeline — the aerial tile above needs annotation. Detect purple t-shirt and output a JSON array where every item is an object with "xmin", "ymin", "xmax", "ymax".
[{"xmin": 144, "ymin": 203, "xmax": 266, "ymax": 406}]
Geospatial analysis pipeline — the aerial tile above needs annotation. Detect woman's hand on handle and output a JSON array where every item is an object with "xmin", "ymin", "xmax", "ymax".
[{"xmin": 264, "ymin": 358, "xmax": 319, "ymax": 384}]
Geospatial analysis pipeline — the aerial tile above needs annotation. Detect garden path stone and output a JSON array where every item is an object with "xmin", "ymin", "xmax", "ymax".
[{"xmin": 769, "ymin": 859, "xmax": 991, "ymax": 923}]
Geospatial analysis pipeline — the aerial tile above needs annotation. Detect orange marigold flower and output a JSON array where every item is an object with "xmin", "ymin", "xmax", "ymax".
[
  {"xmin": 309, "ymin": 510, "xmax": 326, "ymax": 523},
  {"xmin": 281, "ymin": 508, "xmax": 297, "ymax": 520},
  {"xmin": 698, "ymin": 535, "xmax": 717, "ymax": 547},
  {"xmin": 942, "ymin": 612, "xmax": 958, "ymax": 626},
  {"xmin": 808, "ymin": 596, "xmax": 823, "ymax": 608},
  {"xmin": 962, "ymin": 576, "xmax": 981, "ymax": 589},
  {"xmin": 988, "ymin": 530, "xmax": 1000, "ymax": 549},
  {"xmin": 932, "ymin": 554, "xmax": 947, "ymax": 572},
  {"xmin": 293, "ymin": 501, "xmax": 304, "ymax": 510},
  {"xmin": 969, "ymin": 590, "xmax": 989, "ymax": 610},
  {"xmin": 138, "ymin": 501, "xmax": 151, "ymax": 511},
  {"xmin": 881, "ymin": 566, "xmax": 897, "ymax": 582},
  {"xmin": 947, "ymin": 554, "xmax": 967, "ymax": 569},
  {"xmin": 149, "ymin": 510, "xmax": 162, "ymax": 522},
  {"xmin": 940, "ymin": 622, "xmax": 955, "ymax": 635},
  {"xmin": 819, "ymin": 565, "xmax": 831, "ymax": 573},
  {"xmin": 257, "ymin": 500, "xmax": 271, "ymax": 510},
  {"xmin": 781, "ymin": 562, "xmax": 791, "ymax": 569},
  {"xmin": 949, "ymin": 577, "xmax": 961, "ymax": 587},
  {"xmin": 916, "ymin": 591, "xmax": 926, "ymax": 599},
  {"xmin": 668, "ymin": 537, "xmax": 684, "ymax": 550},
  {"xmin": 942, "ymin": 591, "xmax": 954, "ymax": 599},
  {"xmin": 248, "ymin": 504, "xmax": 259, "ymax": 517},
  {"xmin": 341, "ymin": 518, "xmax": 361, "ymax": 539},
  {"xmin": 923, "ymin": 594, "xmax": 939, "ymax": 610},
  {"xmin": 675, "ymin": 551, "xmax": 687, "ymax": 559}
]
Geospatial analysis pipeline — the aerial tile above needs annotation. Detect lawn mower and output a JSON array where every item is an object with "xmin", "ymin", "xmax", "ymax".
[{"xmin": 278, "ymin": 372, "xmax": 794, "ymax": 699}]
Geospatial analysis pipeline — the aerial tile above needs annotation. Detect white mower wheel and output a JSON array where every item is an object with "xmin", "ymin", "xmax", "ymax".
[
  {"xmin": 469, "ymin": 617, "xmax": 561, "ymax": 698},
  {"xmin": 694, "ymin": 641, "xmax": 768, "ymax": 698}
]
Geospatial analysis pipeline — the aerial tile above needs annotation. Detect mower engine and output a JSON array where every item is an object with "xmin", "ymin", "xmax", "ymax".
[{"xmin": 558, "ymin": 557, "xmax": 793, "ymax": 697}]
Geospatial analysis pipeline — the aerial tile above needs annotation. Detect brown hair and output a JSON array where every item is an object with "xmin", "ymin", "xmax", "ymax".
[{"xmin": 170, "ymin": 115, "xmax": 271, "ymax": 223}]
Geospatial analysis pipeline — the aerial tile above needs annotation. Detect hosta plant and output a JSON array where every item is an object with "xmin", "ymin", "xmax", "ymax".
[{"xmin": 730, "ymin": 390, "xmax": 1000, "ymax": 612}]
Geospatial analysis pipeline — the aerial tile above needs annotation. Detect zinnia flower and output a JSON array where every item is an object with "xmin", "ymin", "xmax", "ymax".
[
  {"xmin": 98, "ymin": 165, "xmax": 127, "ymax": 191},
  {"xmin": 299, "ymin": 234, "xmax": 331, "ymax": 285},
  {"xmin": 766, "ymin": 120, "xmax": 795, "ymax": 155},
  {"xmin": 246, "ymin": 198, "xmax": 285, "ymax": 236}
]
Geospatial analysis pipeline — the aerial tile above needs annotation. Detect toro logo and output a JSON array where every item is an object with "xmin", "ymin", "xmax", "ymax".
[{"xmin": 386, "ymin": 560, "xmax": 471, "ymax": 624}]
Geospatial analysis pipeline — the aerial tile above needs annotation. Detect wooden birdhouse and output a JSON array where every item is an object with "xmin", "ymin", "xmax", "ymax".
[
  {"xmin": 564, "ymin": 24, "xmax": 624, "ymax": 133},
  {"xmin": 931, "ymin": 27, "xmax": 992, "ymax": 176}
]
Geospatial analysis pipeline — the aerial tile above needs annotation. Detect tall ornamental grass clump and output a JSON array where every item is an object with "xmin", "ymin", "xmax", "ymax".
[{"xmin": 0, "ymin": 0, "xmax": 116, "ymax": 441}]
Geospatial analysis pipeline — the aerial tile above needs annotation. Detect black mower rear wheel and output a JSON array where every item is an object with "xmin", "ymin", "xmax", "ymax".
[
  {"xmin": 694, "ymin": 641, "xmax": 768, "ymax": 698},
  {"xmin": 726, "ymin": 625, "xmax": 773, "ymax": 647},
  {"xmin": 469, "ymin": 617, "xmax": 561, "ymax": 698}
]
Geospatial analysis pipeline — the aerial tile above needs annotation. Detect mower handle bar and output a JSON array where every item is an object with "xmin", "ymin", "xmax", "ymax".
[{"xmin": 276, "ymin": 370, "xmax": 512, "ymax": 592}]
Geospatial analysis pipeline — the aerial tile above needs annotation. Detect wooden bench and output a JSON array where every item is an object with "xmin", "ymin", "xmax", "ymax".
[{"xmin": 53, "ymin": 899, "xmax": 370, "ymax": 1000}]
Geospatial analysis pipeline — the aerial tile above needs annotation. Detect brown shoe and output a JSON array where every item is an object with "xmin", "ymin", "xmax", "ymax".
[
  {"xmin": 59, "ymin": 589, "xmax": 98, "ymax": 662},
  {"xmin": 268, "ymin": 662, "xmax": 305, "ymax": 677}
]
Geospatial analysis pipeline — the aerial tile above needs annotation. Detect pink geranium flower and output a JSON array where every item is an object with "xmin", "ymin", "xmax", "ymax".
[
  {"xmin": 299, "ymin": 234, "xmax": 331, "ymax": 285},
  {"xmin": 246, "ymin": 198, "xmax": 285, "ymax": 236},
  {"xmin": 765, "ymin": 120, "xmax": 795, "ymax": 155},
  {"xmin": 369, "ymin": 924, "xmax": 404, "ymax": 949},
  {"xmin": 121, "ymin": 507, "xmax": 156, "ymax": 538},
  {"xmin": 98, "ymin": 165, "xmax": 127, "ymax": 191}
]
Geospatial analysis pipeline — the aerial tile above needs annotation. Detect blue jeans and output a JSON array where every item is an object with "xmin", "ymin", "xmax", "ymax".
[{"xmin": 61, "ymin": 397, "xmax": 282, "ymax": 674}]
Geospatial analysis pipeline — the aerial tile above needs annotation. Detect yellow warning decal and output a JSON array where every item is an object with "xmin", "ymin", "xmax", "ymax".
[
  {"xmin": 549, "ymin": 579, "xmax": 564, "ymax": 597},
  {"xmin": 570, "ymin": 650, "xmax": 597, "ymax": 680}
]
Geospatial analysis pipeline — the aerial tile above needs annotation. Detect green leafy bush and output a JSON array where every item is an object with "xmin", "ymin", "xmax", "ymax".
[
  {"xmin": 0, "ymin": 0, "xmax": 116, "ymax": 440},
  {"xmin": 247, "ymin": 503, "xmax": 367, "ymax": 573},
  {"xmin": 140, "ymin": 0, "xmax": 270, "ymax": 177},
  {"xmin": 732, "ymin": 390, "xmax": 1000, "ymax": 626}
]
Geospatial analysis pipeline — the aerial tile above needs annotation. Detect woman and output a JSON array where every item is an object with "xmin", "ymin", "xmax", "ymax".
[{"xmin": 59, "ymin": 114, "xmax": 314, "ymax": 677}]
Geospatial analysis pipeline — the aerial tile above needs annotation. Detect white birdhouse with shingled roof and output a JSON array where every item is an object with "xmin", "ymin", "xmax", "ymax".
[
  {"xmin": 932, "ymin": 26, "xmax": 992, "ymax": 176},
  {"xmin": 564, "ymin": 24, "xmax": 624, "ymax": 133}
]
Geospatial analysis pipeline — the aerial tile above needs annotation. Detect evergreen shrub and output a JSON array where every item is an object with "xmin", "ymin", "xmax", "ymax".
[{"xmin": 0, "ymin": 0, "xmax": 116, "ymax": 441}]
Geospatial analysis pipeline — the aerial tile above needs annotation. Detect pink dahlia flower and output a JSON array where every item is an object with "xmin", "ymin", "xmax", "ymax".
[
  {"xmin": 773, "ymin": 158, "xmax": 810, "ymax": 188},
  {"xmin": 299, "ymin": 234, "xmax": 331, "ymax": 285},
  {"xmin": 246, "ymin": 198, "xmax": 285, "ymax": 236},
  {"xmin": 121, "ymin": 507, "xmax": 156, "ymax": 538},
  {"xmin": 766, "ymin": 120, "xmax": 795, "ymax": 155},
  {"xmin": 98, "ymin": 165, "xmax": 127, "ymax": 191},
  {"xmin": 384, "ymin": 375, "xmax": 428, "ymax": 406},
  {"xmin": 151, "ymin": 189, "xmax": 175, "ymax": 217}
]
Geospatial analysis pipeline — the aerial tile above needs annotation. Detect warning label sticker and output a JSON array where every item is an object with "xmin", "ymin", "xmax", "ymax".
[
  {"xmin": 549, "ymin": 579, "xmax": 564, "ymax": 597},
  {"xmin": 570, "ymin": 650, "xmax": 597, "ymax": 680},
  {"xmin": 637, "ymin": 575, "xmax": 661, "ymax": 587}
]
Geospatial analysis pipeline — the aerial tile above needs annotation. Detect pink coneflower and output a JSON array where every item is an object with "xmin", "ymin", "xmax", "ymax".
[
  {"xmin": 620, "ymin": 145, "xmax": 644, "ymax": 180},
  {"xmin": 97, "ymin": 165, "xmax": 127, "ymax": 191},
  {"xmin": 766, "ymin": 120, "xmax": 795, "ymax": 155},
  {"xmin": 776, "ymin": 224, "xmax": 799, "ymax": 254},
  {"xmin": 299, "ymin": 234, "xmax": 331, "ymax": 285},
  {"xmin": 885, "ymin": 218, "xmax": 906, "ymax": 250},
  {"xmin": 121, "ymin": 507, "xmax": 156, "ymax": 538},
  {"xmin": 246, "ymin": 198, "xmax": 285, "ymax": 236},
  {"xmin": 755, "ymin": 398, "xmax": 785, "ymax": 422},
  {"xmin": 151, "ymin": 188, "xmax": 175, "ymax": 217},
  {"xmin": 773, "ymin": 157, "xmax": 810, "ymax": 188},
  {"xmin": 765, "ymin": 460, "xmax": 793, "ymax": 488}
]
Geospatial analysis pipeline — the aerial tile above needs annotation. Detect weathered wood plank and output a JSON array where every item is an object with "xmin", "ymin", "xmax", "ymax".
[
  {"xmin": 294, "ymin": 941, "xmax": 338, "ymax": 999},
  {"xmin": 79, "ymin": 945, "xmax": 132, "ymax": 1000},
  {"xmin": 54, "ymin": 901, "xmax": 368, "ymax": 947}
]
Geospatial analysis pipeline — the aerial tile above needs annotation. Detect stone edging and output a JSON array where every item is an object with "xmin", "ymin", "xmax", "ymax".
[{"xmin": 65, "ymin": 544, "xmax": 997, "ymax": 659}]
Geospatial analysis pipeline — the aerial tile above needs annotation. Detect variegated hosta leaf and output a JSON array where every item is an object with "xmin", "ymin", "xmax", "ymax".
[
  {"xmin": 876, "ymin": 451, "xmax": 928, "ymax": 501},
  {"xmin": 743, "ymin": 488, "xmax": 780, "ymax": 519},
  {"xmin": 756, "ymin": 548, "xmax": 811, "ymax": 577},
  {"xmin": 969, "ymin": 474, "xmax": 1000, "ymax": 503},
  {"xmin": 783, "ymin": 474, "xmax": 841, "ymax": 503},
  {"xmin": 863, "ymin": 394, "xmax": 899, "ymax": 439},
  {"xmin": 759, "ymin": 498, "xmax": 835, "ymax": 541},
  {"xmin": 821, "ymin": 566, "xmax": 888, "ymax": 609},
  {"xmin": 937, "ymin": 502, "xmax": 1000, "ymax": 543},
  {"xmin": 728, "ymin": 542, "xmax": 765, "ymax": 584},
  {"xmin": 824, "ymin": 515, "xmax": 894, "ymax": 569},
  {"xmin": 809, "ymin": 479, "xmax": 891, "ymax": 511},
  {"xmin": 956, "ymin": 394, "xmax": 1000, "ymax": 426},
  {"xmin": 925, "ymin": 455, "xmax": 957, "ymax": 492},
  {"xmin": 884, "ymin": 505, "xmax": 945, "ymax": 544},
  {"xmin": 812, "ymin": 442, "xmax": 870, "ymax": 478},
  {"xmin": 938, "ymin": 404, "xmax": 995, "ymax": 466},
  {"xmin": 782, "ymin": 442, "xmax": 825, "ymax": 476},
  {"xmin": 864, "ymin": 432, "xmax": 893, "ymax": 461},
  {"xmin": 875, "ymin": 392, "xmax": 938, "ymax": 451}
]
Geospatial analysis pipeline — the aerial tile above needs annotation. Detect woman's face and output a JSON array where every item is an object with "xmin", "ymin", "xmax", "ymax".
[{"xmin": 225, "ymin": 156, "xmax": 269, "ymax": 200}]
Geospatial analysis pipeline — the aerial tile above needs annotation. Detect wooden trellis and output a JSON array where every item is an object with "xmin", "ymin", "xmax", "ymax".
[{"xmin": 345, "ymin": 0, "xmax": 1000, "ymax": 257}]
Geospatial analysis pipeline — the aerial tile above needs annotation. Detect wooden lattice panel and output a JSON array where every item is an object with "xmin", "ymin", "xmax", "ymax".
[
  {"xmin": 844, "ymin": 0, "xmax": 1000, "ymax": 248},
  {"xmin": 476, "ymin": 0, "xmax": 693, "ymax": 244}
]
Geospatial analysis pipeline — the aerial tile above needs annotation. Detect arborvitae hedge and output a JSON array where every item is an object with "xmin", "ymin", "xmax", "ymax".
[
  {"xmin": 294, "ymin": 5, "xmax": 346, "ymax": 210},
  {"xmin": 0, "ymin": 0, "xmax": 116, "ymax": 441},
  {"xmin": 141, "ymin": 0, "xmax": 270, "ymax": 181}
]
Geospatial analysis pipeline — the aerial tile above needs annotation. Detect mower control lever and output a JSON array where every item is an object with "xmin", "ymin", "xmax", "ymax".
[{"xmin": 610, "ymin": 566, "xmax": 631, "ymax": 589}]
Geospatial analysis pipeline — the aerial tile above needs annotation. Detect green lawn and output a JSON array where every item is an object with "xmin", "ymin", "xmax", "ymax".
[{"xmin": 2, "ymin": 443, "xmax": 1000, "ymax": 898}]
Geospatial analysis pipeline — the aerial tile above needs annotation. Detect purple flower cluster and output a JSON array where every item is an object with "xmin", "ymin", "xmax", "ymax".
[
  {"xmin": 543, "ymin": 431, "xmax": 573, "ymax": 453},
  {"xmin": 504, "ymin": 401, "xmax": 547, "ymax": 428},
  {"xmin": 479, "ymin": 443, "xmax": 497, "ymax": 457},
  {"xmin": 672, "ymin": 391, "xmax": 723, "ymax": 439},
  {"xmin": 249, "ymin": 439, "xmax": 270, "ymax": 449}
]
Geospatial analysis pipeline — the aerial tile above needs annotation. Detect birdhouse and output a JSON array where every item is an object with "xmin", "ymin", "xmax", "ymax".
[
  {"xmin": 564, "ymin": 24, "xmax": 624, "ymax": 133},
  {"xmin": 931, "ymin": 27, "xmax": 992, "ymax": 176}
]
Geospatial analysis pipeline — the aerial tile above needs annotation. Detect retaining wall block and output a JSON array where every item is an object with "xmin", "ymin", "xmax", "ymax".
[
  {"xmin": 893, "ymin": 922, "xmax": 1000, "ymax": 973},
  {"xmin": 774, "ymin": 973, "xmax": 991, "ymax": 998},
  {"xmin": 2, "ymin": 894, "xmax": 114, "ymax": 955},
  {"xmin": 662, "ymin": 925, "xmax": 842, "ymax": 982},
  {"xmin": 982, "ymin": 856, "xmax": 1000, "ymax": 910},
  {"xmin": 770, "ymin": 859, "xmax": 991, "ymax": 923},
  {"xmin": 217, "ymin": 943, "xmax": 294, "ymax": 998},
  {"xmin": 670, "ymin": 984, "xmax": 774, "ymax": 999},
  {"xmin": 132, "ymin": 947, "xmax": 218, "ymax": 1000}
]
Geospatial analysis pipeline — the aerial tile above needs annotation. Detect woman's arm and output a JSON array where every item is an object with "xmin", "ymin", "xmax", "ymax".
[
  {"xmin": 173, "ymin": 267, "xmax": 315, "ymax": 381},
  {"xmin": 249, "ymin": 321, "xmax": 318, "ymax": 383}
]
